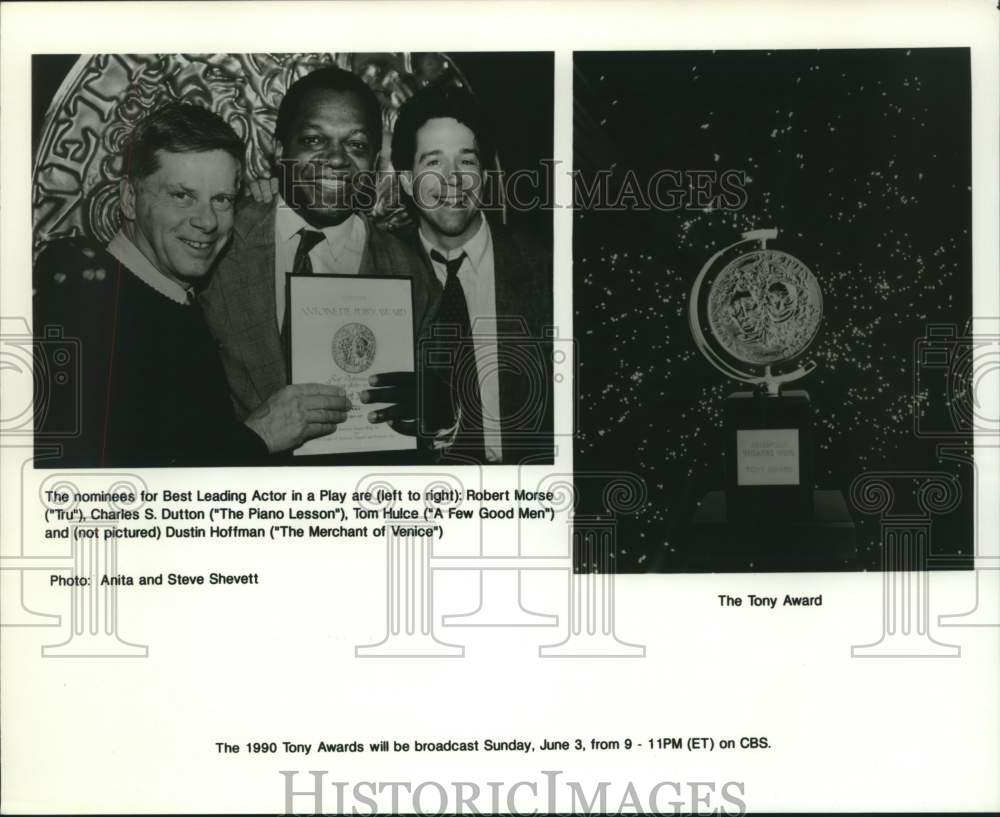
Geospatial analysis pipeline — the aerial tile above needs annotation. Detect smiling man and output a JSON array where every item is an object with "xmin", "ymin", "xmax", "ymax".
[
  {"xmin": 33, "ymin": 103, "xmax": 350, "ymax": 466},
  {"xmin": 199, "ymin": 67, "xmax": 429, "ymax": 451},
  {"xmin": 391, "ymin": 84, "xmax": 553, "ymax": 464}
]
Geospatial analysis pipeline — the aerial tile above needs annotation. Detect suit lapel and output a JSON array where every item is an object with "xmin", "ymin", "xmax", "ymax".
[
  {"xmin": 490, "ymin": 226, "xmax": 532, "ymax": 454},
  {"xmin": 409, "ymin": 234, "xmax": 444, "ymax": 339},
  {"xmin": 228, "ymin": 200, "xmax": 286, "ymax": 399},
  {"xmin": 491, "ymin": 225, "xmax": 529, "ymax": 327}
]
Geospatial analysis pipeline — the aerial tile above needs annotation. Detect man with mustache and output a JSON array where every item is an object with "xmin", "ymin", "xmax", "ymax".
[
  {"xmin": 33, "ymin": 103, "xmax": 349, "ymax": 466},
  {"xmin": 391, "ymin": 84, "xmax": 553, "ymax": 464},
  {"xmin": 199, "ymin": 67, "xmax": 427, "ymax": 446}
]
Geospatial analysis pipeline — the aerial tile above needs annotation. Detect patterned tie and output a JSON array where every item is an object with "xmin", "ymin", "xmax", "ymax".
[
  {"xmin": 281, "ymin": 228, "xmax": 326, "ymax": 367},
  {"xmin": 429, "ymin": 249, "xmax": 484, "ymax": 458}
]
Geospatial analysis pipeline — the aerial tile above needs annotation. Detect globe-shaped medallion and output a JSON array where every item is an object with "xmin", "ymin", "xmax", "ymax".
[
  {"xmin": 690, "ymin": 230, "xmax": 823, "ymax": 392},
  {"xmin": 707, "ymin": 249, "xmax": 823, "ymax": 366}
]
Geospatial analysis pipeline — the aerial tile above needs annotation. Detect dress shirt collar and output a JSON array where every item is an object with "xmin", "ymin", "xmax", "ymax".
[
  {"xmin": 419, "ymin": 213, "xmax": 490, "ymax": 272},
  {"xmin": 274, "ymin": 194, "xmax": 360, "ymax": 247},
  {"xmin": 106, "ymin": 230, "xmax": 193, "ymax": 306}
]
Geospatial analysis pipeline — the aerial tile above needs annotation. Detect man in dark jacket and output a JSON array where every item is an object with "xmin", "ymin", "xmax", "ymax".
[
  {"xmin": 199, "ymin": 67, "xmax": 430, "ymax": 442},
  {"xmin": 34, "ymin": 103, "xmax": 350, "ymax": 467},
  {"xmin": 391, "ymin": 84, "xmax": 554, "ymax": 464}
]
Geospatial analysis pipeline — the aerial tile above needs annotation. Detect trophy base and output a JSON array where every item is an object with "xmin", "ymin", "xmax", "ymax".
[
  {"xmin": 725, "ymin": 389, "xmax": 814, "ymax": 522},
  {"xmin": 680, "ymin": 489, "xmax": 857, "ymax": 571}
]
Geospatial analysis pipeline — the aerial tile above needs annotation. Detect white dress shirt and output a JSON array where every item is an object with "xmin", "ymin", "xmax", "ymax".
[
  {"xmin": 107, "ymin": 230, "xmax": 193, "ymax": 306},
  {"xmin": 419, "ymin": 215, "xmax": 503, "ymax": 463},
  {"xmin": 274, "ymin": 195, "xmax": 367, "ymax": 330}
]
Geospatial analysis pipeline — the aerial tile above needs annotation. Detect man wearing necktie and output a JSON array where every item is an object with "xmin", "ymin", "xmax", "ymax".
[
  {"xmin": 199, "ymin": 67, "xmax": 429, "ymax": 450},
  {"xmin": 391, "ymin": 85, "xmax": 554, "ymax": 464}
]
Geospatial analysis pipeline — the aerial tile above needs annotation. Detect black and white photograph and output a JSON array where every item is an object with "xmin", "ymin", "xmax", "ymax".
[
  {"xmin": 3, "ymin": 3, "xmax": 999, "ymax": 816},
  {"xmin": 31, "ymin": 52, "xmax": 554, "ymax": 468},
  {"xmin": 573, "ymin": 48, "xmax": 976, "ymax": 573}
]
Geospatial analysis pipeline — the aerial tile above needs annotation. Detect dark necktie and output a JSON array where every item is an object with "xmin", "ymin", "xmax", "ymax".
[
  {"xmin": 281, "ymin": 229, "xmax": 326, "ymax": 369},
  {"xmin": 429, "ymin": 249, "xmax": 484, "ymax": 458}
]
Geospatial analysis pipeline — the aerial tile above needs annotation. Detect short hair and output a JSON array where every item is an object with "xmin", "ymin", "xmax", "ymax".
[
  {"xmin": 391, "ymin": 84, "xmax": 495, "ymax": 172},
  {"xmin": 275, "ymin": 66, "xmax": 382, "ymax": 147},
  {"xmin": 126, "ymin": 102, "xmax": 244, "ymax": 180}
]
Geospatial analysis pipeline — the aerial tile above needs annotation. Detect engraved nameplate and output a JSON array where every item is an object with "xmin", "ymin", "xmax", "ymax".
[{"xmin": 736, "ymin": 428, "xmax": 800, "ymax": 486}]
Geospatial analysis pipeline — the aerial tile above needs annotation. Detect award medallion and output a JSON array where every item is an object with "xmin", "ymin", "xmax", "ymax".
[
  {"xmin": 706, "ymin": 249, "xmax": 823, "ymax": 367},
  {"xmin": 690, "ymin": 228, "xmax": 821, "ymax": 396}
]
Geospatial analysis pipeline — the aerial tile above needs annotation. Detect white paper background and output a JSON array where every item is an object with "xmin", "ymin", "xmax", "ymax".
[{"xmin": 2, "ymin": 1, "xmax": 998, "ymax": 814}]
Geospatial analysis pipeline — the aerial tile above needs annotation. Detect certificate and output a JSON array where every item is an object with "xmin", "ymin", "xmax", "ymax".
[{"xmin": 287, "ymin": 274, "xmax": 416, "ymax": 455}]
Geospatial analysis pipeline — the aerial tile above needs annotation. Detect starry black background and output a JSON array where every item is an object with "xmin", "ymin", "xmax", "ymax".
[{"xmin": 573, "ymin": 49, "xmax": 973, "ymax": 573}]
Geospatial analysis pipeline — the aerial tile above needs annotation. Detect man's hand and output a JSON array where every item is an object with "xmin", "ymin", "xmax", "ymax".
[
  {"xmin": 244, "ymin": 383, "xmax": 351, "ymax": 453},
  {"xmin": 359, "ymin": 372, "xmax": 416, "ymax": 436},
  {"xmin": 245, "ymin": 176, "xmax": 280, "ymax": 204}
]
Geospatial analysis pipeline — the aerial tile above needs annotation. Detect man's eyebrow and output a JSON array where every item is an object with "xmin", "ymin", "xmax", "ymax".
[
  {"xmin": 298, "ymin": 121, "xmax": 370, "ymax": 136},
  {"xmin": 417, "ymin": 148, "xmax": 443, "ymax": 162},
  {"xmin": 165, "ymin": 182, "xmax": 197, "ymax": 194}
]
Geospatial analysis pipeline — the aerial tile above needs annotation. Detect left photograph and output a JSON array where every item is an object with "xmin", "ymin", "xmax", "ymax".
[{"xmin": 31, "ymin": 52, "xmax": 554, "ymax": 468}]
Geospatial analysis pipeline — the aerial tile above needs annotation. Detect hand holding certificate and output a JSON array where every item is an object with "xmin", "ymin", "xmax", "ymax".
[{"xmin": 287, "ymin": 274, "xmax": 417, "ymax": 456}]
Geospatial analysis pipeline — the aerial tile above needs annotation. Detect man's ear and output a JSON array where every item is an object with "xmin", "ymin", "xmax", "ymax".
[
  {"xmin": 119, "ymin": 177, "xmax": 137, "ymax": 220},
  {"xmin": 399, "ymin": 170, "xmax": 413, "ymax": 197},
  {"xmin": 274, "ymin": 140, "xmax": 284, "ymax": 163}
]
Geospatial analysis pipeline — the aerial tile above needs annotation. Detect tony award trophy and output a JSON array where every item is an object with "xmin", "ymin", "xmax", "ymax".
[{"xmin": 686, "ymin": 229, "xmax": 855, "ymax": 567}]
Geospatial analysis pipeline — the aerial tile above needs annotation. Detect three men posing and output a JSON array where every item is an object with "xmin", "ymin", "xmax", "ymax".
[{"xmin": 35, "ymin": 66, "xmax": 551, "ymax": 466}]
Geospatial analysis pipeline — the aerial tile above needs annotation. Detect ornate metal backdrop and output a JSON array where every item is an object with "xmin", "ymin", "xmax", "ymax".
[{"xmin": 32, "ymin": 52, "xmax": 490, "ymax": 257}]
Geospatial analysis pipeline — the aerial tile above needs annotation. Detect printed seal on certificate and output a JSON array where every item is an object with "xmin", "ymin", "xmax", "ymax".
[
  {"xmin": 332, "ymin": 323, "xmax": 378, "ymax": 374},
  {"xmin": 686, "ymin": 229, "xmax": 855, "ymax": 563}
]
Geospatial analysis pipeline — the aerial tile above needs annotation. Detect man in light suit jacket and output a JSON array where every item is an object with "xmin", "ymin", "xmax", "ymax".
[
  {"xmin": 391, "ymin": 84, "xmax": 554, "ymax": 464},
  {"xmin": 200, "ymin": 66, "xmax": 430, "ymax": 443}
]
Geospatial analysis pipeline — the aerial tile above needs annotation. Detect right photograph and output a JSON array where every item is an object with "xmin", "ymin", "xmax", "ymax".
[{"xmin": 573, "ymin": 49, "xmax": 975, "ymax": 573}]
